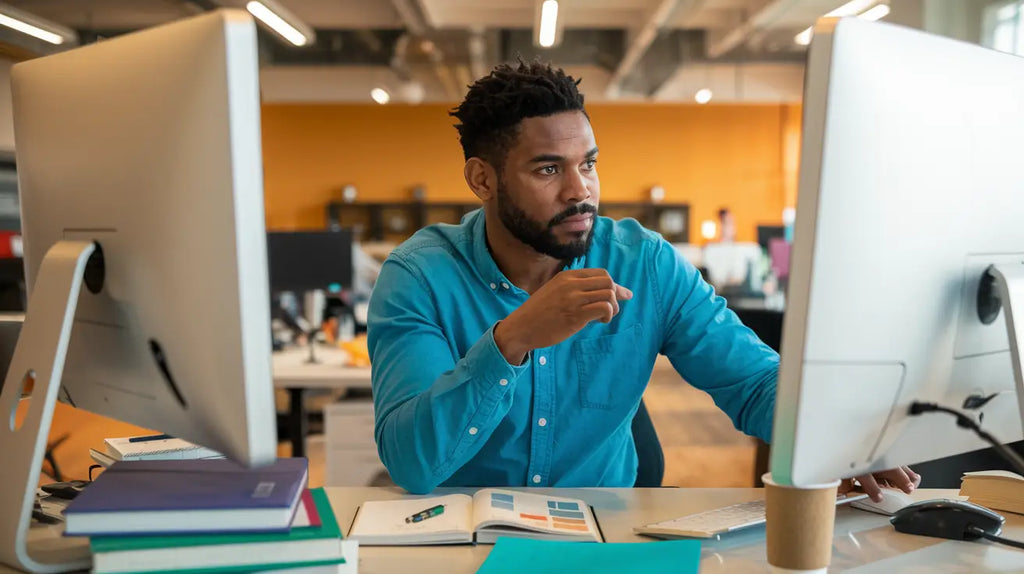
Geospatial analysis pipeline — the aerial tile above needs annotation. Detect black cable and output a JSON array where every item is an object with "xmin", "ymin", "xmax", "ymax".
[
  {"xmin": 967, "ymin": 525, "xmax": 1024, "ymax": 550},
  {"xmin": 909, "ymin": 401, "xmax": 1024, "ymax": 477}
]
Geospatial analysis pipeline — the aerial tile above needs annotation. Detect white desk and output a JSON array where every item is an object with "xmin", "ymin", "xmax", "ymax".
[
  {"xmin": 272, "ymin": 346, "xmax": 372, "ymax": 458},
  {"xmin": 7, "ymin": 487, "xmax": 1023, "ymax": 573},
  {"xmin": 324, "ymin": 487, "xmax": 1024, "ymax": 574}
]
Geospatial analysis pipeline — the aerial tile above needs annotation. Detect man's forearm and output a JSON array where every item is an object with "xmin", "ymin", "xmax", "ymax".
[{"xmin": 373, "ymin": 325, "xmax": 526, "ymax": 493}]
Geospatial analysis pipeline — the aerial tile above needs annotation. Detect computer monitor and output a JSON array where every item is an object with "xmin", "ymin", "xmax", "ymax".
[
  {"xmin": 0, "ymin": 10, "xmax": 275, "ymax": 572},
  {"xmin": 267, "ymin": 230, "xmax": 354, "ymax": 294},
  {"xmin": 770, "ymin": 18, "xmax": 1024, "ymax": 488},
  {"xmin": 756, "ymin": 225, "xmax": 785, "ymax": 253}
]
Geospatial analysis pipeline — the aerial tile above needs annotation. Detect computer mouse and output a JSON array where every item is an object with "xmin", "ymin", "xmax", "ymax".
[
  {"xmin": 850, "ymin": 488, "xmax": 917, "ymax": 516},
  {"xmin": 890, "ymin": 499, "xmax": 1005, "ymax": 541}
]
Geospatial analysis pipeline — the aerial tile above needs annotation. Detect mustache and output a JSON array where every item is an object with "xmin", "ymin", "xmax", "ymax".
[{"xmin": 548, "ymin": 203, "xmax": 598, "ymax": 227}]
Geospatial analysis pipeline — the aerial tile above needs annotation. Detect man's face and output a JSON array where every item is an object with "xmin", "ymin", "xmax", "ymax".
[{"xmin": 493, "ymin": 111, "xmax": 600, "ymax": 260}]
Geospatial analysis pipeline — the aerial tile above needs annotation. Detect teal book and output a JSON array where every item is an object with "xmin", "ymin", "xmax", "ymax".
[
  {"xmin": 476, "ymin": 537, "xmax": 701, "ymax": 574},
  {"xmin": 90, "ymin": 488, "xmax": 351, "ymax": 574}
]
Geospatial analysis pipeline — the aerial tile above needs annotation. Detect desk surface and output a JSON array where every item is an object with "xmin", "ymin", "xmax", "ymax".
[
  {"xmin": 325, "ymin": 487, "xmax": 1024, "ymax": 574},
  {"xmin": 272, "ymin": 346, "xmax": 373, "ymax": 389}
]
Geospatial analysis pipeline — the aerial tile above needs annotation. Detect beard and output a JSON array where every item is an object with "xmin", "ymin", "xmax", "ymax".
[{"xmin": 496, "ymin": 180, "xmax": 597, "ymax": 261}]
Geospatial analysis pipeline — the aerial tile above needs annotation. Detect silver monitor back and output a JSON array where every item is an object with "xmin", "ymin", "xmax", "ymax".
[
  {"xmin": 11, "ymin": 10, "xmax": 275, "ymax": 466},
  {"xmin": 771, "ymin": 18, "xmax": 1024, "ymax": 486}
]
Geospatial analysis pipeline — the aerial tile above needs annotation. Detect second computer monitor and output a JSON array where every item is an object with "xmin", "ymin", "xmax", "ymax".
[{"xmin": 771, "ymin": 18, "xmax": 1024, "ymax": 487}]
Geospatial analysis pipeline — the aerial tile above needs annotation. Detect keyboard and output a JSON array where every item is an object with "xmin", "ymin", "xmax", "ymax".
[{"xmin": 633, "ymin": 492, "xmax": 869, "ymax": 539}]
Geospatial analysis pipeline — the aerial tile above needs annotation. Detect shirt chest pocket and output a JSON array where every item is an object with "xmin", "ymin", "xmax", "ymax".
[{"xmin": 573, "ymin": 324, "xmax": 643, "ymax": 410}]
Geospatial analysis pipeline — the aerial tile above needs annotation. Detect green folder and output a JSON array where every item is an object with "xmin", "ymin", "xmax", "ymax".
[
  {"xmin": 476, "ymin": 537, "xmax": 701, "ymax": 574},
  {"xmin": 90, "ymin": 488, "xmax": 346, "ymax": 574}
]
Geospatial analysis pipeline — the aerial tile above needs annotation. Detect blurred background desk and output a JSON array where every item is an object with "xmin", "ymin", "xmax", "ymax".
[{"xmin": 273, "ymin": 345, "xmax": 372, "ymax": 458}]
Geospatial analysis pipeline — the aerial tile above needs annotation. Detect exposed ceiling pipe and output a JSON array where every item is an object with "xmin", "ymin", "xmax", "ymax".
[
  {"xmin": 705, "ymin": 0, "xmax": 801, "ymax": 60},
  {"xmin": 468, "ymin": 26, "xmax": 487, "ymax": 83},
  {"xmin": 391, "ymin": 0, "xmax": 460, "ymax": 101},
  {"xmin": 605, "ymin": 0, "xmax": 702, "ymax": 99},
  {"xmin": 390, "ymin": 0, "xmax": 427, "ymax": 36}
]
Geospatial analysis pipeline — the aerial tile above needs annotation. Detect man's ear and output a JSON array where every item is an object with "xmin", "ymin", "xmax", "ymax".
[{"xmin": 464, "ymin": 158, "xmax": 498, "ymax": 202}]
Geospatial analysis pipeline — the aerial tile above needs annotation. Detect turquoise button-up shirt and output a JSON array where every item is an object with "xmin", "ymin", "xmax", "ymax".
[{"xmin": 367, "ymin": 209, "xmax": 778, "ymax": 494}]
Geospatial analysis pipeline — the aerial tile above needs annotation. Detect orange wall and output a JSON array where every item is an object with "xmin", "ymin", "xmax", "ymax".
[{"xmin": 261, "ymin": 103, "xmax": 801, "ymax": 243}]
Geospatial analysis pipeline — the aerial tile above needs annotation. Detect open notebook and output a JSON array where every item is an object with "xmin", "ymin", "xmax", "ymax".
[{"xmin": 348, "ymin": 489, "xmax": 603, "ymax": 545}]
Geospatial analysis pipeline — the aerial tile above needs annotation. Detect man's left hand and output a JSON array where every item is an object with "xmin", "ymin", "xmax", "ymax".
[{"xmin": 840, "ymin": 466, "xmax": 921, "ymax": 502}]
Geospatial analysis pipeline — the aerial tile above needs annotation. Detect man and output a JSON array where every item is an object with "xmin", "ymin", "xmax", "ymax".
[
  {"xmin": 717, "ymin": 208, "xmax": 736, "ymax": 243},
  {"xmin": 367, "ymin": 59, "xmax": 918, "ymax": 499}
]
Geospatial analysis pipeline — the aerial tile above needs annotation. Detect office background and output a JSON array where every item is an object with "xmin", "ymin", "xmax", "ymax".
[{"xmin": 0, "ymin": 0, "xmax": 1020, "ymax": 489}]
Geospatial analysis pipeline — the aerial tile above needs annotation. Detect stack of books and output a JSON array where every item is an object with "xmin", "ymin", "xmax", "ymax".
[
  {"xmin": 960, "ymin": 470, "xmax": 1024, "ymax": 515},
  {"xmin": 89, "ymin": 434, "xmax": 226, "ymax": 469},
  {"xmin": 64, "ymin": 457, "xmax": 357, "ymax": 573}
]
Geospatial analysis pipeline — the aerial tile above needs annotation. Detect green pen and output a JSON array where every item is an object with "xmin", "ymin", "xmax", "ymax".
[{"xmin": 405, "ymin": 504, "xmax": 445, "ymax": 523}]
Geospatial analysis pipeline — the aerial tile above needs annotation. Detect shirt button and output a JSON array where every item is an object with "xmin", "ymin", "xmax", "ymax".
[
  {"xmin": 538, "ymin": 418, "xmax": 547, "ymax": 427},
  {"xmin": 501, "ymin": 282, "xmax": 510, "ymax": 289},
  {"xmin": 532, "ymin": 475, "xmax": 542, "ymax": 484},
  {"xmin": 499, "ymin": 378, "xmax": 508, "ymax": 386},
  {"xmin": 469, "ymin": 427, "xmax": 478, "ymax": 435},
  {"xmin": 489, "ymin": 283, "xmax": 497, "ymax": 290},
  {"xmin": 538, "ymin": 356, "xmax": 547, "ymax": 366}
]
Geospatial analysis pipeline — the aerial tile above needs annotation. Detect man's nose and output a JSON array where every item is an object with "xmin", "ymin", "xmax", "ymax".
[{"xmin": 561, "ymin": 169, "xmax": 591, "ymax": 203}]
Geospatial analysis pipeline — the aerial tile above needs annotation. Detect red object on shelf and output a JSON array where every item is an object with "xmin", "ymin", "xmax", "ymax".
[{"xmin": 0, "ymin": 231, "xmax": 17, "ymax": 258}]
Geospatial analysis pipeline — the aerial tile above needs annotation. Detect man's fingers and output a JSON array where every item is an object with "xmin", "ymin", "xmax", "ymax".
[
  {"xmin": 574, "ymin": 275, "xmax": 616, "ymax": 293},
  {"xmin": 615, "ymin": 283, "xmax": 633, "ymax": 300},
  {"xmin": 858, "ymin": 473, "xmax": 883, "ymax": 503},
  {"xmin": 888, "ymin": 467, "xmax": 916, "ymax": 493},
  {"xmin": 837, "ymin": 478, "xmax": 857, "ymax": 495},
  {"xmin": 564, "ymin": 268, "xmax": 612, "ymax": 280},
  {"xmin": 574, "ymin": 289, "xmax": 618, "ymax": 306},
  {"xmin": 580, "ymin": 301, "xmax": 615, "ymax": 324},
  {"xmin": 905, "ymin": 466, "xmax": 922, "ymax": 488},
  {"xmin": 564, "ymin": 270, "xmax": 632, "ymax": 301}
]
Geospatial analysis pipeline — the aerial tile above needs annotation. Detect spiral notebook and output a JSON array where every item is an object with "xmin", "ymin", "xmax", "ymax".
[{"xmin": 104, "ymin": 436, "xmax": 225, "ymax": 461}]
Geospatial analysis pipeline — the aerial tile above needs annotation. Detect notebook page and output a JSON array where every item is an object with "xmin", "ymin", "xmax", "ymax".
[{"xmin": 472, "ymin": 489, "xmax": 599, "ymax": 539}]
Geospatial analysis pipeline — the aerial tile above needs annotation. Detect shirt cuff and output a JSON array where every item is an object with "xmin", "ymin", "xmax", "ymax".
[{"xmin": 463, "ymin": 322, "xmax": 529, "ymax": 387}]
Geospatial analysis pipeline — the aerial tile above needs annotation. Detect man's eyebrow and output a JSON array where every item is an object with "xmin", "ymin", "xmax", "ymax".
[
  {"xmin": 528, "ymin": 153, "xmax": 565, "ymax": 163},
  {"xmin": 528, "ymin": 147, "xmax": 599, "ymax": 163}
]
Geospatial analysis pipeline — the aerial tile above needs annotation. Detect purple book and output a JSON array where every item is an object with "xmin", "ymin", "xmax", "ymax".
[{"xmin": 64, "ymin": 457, "xmax": 308, "ymax": 537}]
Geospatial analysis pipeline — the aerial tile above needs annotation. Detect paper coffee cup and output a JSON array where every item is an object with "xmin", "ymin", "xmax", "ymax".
[{"xmin": 763, "ymin": 472, "xmax": 840, "ymax": 574}]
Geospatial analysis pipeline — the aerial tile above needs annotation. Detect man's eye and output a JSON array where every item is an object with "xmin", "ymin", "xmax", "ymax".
[
  {"xmin": 540, "ymin": 165, "xmax": 558, "ymax": 175},
  {"xmin": 583, "ymin": 159, "xmax": 597, "ymax": 171}
]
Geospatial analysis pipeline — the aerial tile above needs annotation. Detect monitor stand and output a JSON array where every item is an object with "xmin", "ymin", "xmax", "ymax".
[
  {"xmin": 0, "ymin": 241, "xmax": 99, "ymax": 573},
  {"xmin": 303, "ymin": 290, "xmax": 324, "ymax": 365},
  {"xmin": 988, "ymin": 263, "xmax": 1024, "ymax": 429}
]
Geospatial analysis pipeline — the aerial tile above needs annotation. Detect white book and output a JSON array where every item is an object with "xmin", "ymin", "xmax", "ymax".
[
  {"xmin": 89, "ymin": 448, "xmax": 118, "ymax": 468},
  {"xmin": 348, "ymin": 488, "xmax": 602, "ymax": 546},
  {"xmin": 104, "ymin": 436, "xmax": 225, "ymax": 461}
]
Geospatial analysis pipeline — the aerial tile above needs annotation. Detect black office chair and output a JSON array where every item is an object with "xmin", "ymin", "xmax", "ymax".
[
  {"xmin": 730, "ymin": 306, "xmax": 784, "ymax": 487},
  {"xmin": 632, "ymin": 399, "xmax": 665, "ymax": 487}
]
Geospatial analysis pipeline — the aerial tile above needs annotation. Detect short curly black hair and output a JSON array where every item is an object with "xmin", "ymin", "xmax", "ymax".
[{"xmin": 449, "ymin": 58, "xmax": 586, "ymax": 172}]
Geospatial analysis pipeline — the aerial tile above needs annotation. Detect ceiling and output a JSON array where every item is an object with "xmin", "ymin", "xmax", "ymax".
[{"xmin": 1, "ymin": 0, "xmax": 879, "ymax": 103}]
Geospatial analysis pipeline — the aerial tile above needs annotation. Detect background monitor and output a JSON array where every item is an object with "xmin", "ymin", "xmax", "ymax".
[
  {"xmin": 757, "ymin": 225, "xmax": 785, "ymax": 253},
  {"xmin": 267, "ymin": 230, "xmax": 354, "ymax": 294},
  {"xmin": 771, "ymin": 18, "xmax": 1024, "ymax": 487}
]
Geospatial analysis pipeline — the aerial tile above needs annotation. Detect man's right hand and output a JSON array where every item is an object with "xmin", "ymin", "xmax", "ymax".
[{"xmin": 493, "ymin": 269, "xmax": 633, "ymax": 365}]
